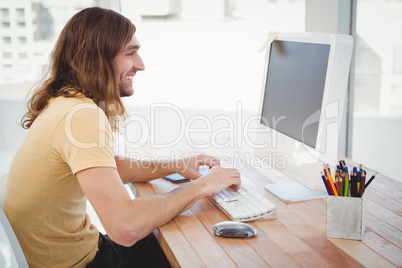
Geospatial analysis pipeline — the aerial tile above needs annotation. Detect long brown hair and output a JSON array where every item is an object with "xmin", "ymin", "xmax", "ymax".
[{"xmin": 21, "ymin": 7, "xmax": 135, "ymax": 131}]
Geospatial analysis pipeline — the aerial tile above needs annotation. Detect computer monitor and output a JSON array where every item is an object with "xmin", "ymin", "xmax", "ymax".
[{"xmin": 255, "ymin": 32, "xmax": 353, "ymax": 202}]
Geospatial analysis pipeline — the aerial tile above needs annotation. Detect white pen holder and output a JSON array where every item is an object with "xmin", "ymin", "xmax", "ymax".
[{"xmin": 326, "ymin": 195, "xmax": 366, "ymax": 240}]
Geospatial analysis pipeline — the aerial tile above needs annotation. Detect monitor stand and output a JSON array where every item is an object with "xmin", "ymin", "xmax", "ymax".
[{"xmin": 264, "ymin": 182, "xmax": 327, "ymax": 202}]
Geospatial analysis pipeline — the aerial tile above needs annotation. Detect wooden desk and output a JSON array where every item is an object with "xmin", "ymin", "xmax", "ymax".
[{"xmin": 131, "ymin": 160, "xmax": 402, "ymax": 267}]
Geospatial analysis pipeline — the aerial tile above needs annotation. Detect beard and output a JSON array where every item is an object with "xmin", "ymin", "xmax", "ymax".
[{"xmin": 118, "ymin": 80, "xmax": 134, "ymax": 97}]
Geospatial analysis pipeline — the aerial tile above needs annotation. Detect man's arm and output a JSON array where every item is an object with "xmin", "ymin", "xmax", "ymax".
[
  {"xmin": 76, "ymin": 165, "xmax": 240, "ymax": 247},
  {"xmin": 115, "ymin": 154, "xmax": 220, "ymax": 184}
]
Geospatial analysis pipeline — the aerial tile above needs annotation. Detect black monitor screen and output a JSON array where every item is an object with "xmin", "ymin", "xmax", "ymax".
[{"xmin": 261, "ymin": 40, "xmax": 330, "ymax": 148}]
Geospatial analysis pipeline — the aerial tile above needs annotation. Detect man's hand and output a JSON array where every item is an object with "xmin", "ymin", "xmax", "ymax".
[
  {"xmin": 196, "ymin": 166, "xmax": 241, "ymax": 196},
  {"xmin": 178, "ymin": 154, "xmax": 220, "ymax": 180},
  {"xmin": 177, "ymin": 154, "xmax": 241, "ymax": 195}
]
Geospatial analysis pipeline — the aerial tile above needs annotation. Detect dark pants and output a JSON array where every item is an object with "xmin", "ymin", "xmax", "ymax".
[{"xmin": 87, "ymin": 233, "xmax": 171, "ymax": 268}]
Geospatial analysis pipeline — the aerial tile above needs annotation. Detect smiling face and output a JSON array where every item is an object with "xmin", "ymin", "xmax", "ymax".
[{"xmin": 114, "ymin": 34, "xmax": 145, "ymax": 97}]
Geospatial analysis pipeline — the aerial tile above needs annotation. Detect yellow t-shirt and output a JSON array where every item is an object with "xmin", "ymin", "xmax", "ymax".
[{"xmin": 4, "ymin": 96, "xmax": 116, "ymax": 267}]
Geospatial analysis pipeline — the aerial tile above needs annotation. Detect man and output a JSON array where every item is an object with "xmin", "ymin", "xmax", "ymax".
[{"xmin": 4, "ymin": 7, "xmax": 241, "ymax": 268}]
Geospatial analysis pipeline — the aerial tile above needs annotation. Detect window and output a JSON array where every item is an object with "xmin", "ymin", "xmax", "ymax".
[
  {"xmin": 0, "ymin": 8, "xmax": 10, "ymax": 18},
  {"xmin": 16, "ymin": 8, "xmax": 25, "ymax": 17},
  {"xmin": 120, "ymin": 0, "xmax": 306, "ymax": 111},
  {"xmin": 2, "ymin": 52, "xmax": 12, "ymax": 59},
  {"xmin": 18, "ymin": 52, "xmax": 28, "ymax": 59},
  {"xmin": 1, "ymin": 22, "xmax": 10, "ymax": 28},
  {"xmin": 2, "ymin": 36, "xmax": 11, "ymax": 44},
  {"xmin": 17, "ymin": 37, "xmax": 27, "ymax": 44},
  {"xmin": 16, "ymin": 8, "xmax": 26, "ymax": 24},
  {"xmin": 352, "ymin": 0, "xmax": 402, "ymax": 181}
]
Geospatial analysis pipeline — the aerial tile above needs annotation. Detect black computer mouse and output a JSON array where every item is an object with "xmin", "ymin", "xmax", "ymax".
[{"xmin": 213, "ymin": 221, "xmax": 257, "ymax": 238}]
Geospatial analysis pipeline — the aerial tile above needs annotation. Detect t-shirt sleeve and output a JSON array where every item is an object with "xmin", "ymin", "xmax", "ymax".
[{"xmin": 52, "ymin": 101, "xmax": 117, "ymax": 174}]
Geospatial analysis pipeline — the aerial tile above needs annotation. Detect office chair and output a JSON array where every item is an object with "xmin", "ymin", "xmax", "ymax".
[
  {"xmin": 0, "ymin": 174, "xmax": 29, "ymax": 268},
  {"xmin": 0, "ymin": 174, "xmax": 8, "ymax": 208}
]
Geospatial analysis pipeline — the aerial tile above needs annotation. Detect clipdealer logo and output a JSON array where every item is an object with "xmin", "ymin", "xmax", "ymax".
[
  {"xmin": 119, "ymin": 101, "xmax": 287, "ymax": 150},
  {"xmin": 63, "ymin": 100, "xmax": 340, "ymax": 170}
]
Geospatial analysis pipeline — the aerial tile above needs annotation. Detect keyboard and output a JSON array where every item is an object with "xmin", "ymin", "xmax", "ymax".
[{"xmin": 208, "ymin": 184, "xmax": 276, "ymax": 222}]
